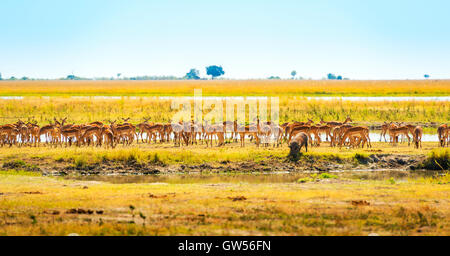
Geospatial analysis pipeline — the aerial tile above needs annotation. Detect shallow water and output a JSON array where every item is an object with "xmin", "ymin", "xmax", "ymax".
[
  {"xmin": 24, "ymin": 131, "xmax": 439, "ymax": 144},
  {"xmin": 320, "ymin": 132, "xmax": 438, "ymax": 142},
  {"xmin": 21, "ymin": 130, "xmax": 438, "ymax": 144},
  {"xmin": 70, "ymin": 169, "xmax": 442, "ymax": 184}
]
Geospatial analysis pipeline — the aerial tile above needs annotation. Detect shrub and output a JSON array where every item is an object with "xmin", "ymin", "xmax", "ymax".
[
  {"xmin": 297, "ymin": 178, "xmax": 310, "ymax": 183},
  {"xmin": 318, "ymin": 173, "xmax": 338, "ymax": 179},
  {"xmin": 419, "ymin": 149, "xmax": 449, "ymax": 170},
  {"xmin": 2, "ymin": 159, "xmax": 27, "ymax": 169}
]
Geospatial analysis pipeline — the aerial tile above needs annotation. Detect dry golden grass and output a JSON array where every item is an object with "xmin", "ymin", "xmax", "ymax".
[
  {"xmin": 0, "ymin": 96, "xmax": 448, "ymax": 126},
  {"xmin": 0, "ymin": 172, "xmax": 448, "ymax": 235},
  {"xmin": 0, "ymin": 79, "xmax": 449, "ymax": 96}
]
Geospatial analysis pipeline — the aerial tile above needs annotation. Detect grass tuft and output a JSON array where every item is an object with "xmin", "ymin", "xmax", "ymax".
[
  {"xmin": 419, "ymin": 149, "xmax": 449, "ymax": 170},
  {"xmin": 318, "ymin": 173, "xmax": 338, "ymax": 179}
]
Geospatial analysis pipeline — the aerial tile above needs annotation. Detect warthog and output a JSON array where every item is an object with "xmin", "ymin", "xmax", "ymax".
[{"xmin": 288, "ymin": 132, "xmax": 308, "ymax": 160}]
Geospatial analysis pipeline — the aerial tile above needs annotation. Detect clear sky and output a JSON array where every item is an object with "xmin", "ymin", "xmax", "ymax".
[{"xmin": 1, "ymin": 0, "xmax": 449, "ymax": 79}]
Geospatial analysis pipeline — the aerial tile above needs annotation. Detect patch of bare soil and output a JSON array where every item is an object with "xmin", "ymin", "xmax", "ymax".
[
  {"xmin": 148, "ymin": 193, "xmax": 176, "ymax": 198},
  {"xmin": 65, "ymin": 208, "xmax": 104, "ymax": 215},
  {"xmin": 351, "ymin": 200, "xmax": 371, "ymax": 206},
  {"xmin": 228, "ymin": 196, "xmax": 247, "ymax": 201},
  {"xmin": 1, "ymin": 154, "xmax": 429, "ymax": 176}
]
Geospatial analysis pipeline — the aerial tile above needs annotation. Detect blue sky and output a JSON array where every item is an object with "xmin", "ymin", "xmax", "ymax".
[{"xmin": 1, "ymin": 0, "xmax": 449, "ymax": 79}]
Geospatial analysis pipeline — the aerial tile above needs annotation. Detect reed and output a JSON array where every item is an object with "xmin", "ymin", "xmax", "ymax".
[{"xmin": 0, "ymin": 97, "xmax": 448, "ymax": 126}]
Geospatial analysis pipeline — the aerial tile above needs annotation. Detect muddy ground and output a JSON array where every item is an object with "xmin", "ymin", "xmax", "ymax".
[{"xmin": 2, "ymin": 154, "xmax": 429, "ymax": 176}]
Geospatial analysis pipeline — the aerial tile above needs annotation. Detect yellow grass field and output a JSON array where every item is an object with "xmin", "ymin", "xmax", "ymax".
[
  {"xmin": 0, "ymin": 171, "xmax": 448, "ymax": 235},
  {"xmin": 0, "ymin": 96, "xmax": 448, "ymax": 129},
  {"xmin": 0, "ymin": 79, "xmax": 449, "ymax": 96}
]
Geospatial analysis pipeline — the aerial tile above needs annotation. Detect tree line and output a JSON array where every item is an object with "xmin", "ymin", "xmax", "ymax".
[{"xmin": 1, "ymin": 69, "xmax": 430, "ymax": 81}]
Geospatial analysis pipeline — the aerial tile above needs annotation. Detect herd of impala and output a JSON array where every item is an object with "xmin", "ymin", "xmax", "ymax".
[{"xmin": 0, "ymin": 116, "xmax": 448, "ymax": 150}]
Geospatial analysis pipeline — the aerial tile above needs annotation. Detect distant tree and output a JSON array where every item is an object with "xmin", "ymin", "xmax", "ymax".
[
  {"xmin": 9, "ymin": 76, "xmax": 17, "ymax": 80},
  {"xmin": 65, "ymin": 75, "xmax": 86, "ymax": 80},
  {"xmin": 424, "ymin": 74, "xmax": 430, "ymax": 79},
  {"xmin": 327, "ymin": 73, "xmax": 337, "ymax": 80},
  {"xmin": 185, "ymin": 69, "xmax": 200, "ymax": 80},
  {"xmin": 0, "ymin": 72, "xmax": 2, "ymax": 80},
  {"xmin": 268, "ymin": 76, "xmax": 281, "ymax": 80},
  {"xmin": 291, "ymin": 70, "xmax": 297, "ymax": 79},
  {"xmin": 124, "ymin": 75, "xmax": 180, "ymax": 81},
  {"xmin": 337, "ymin": 75, "xmax": 343, "ymax": 80},
  {"xmin": 206, "ymin": 65, "xmax": 225, "ymax": 80},
  {"xmin": 21, "ymin": 77, "xmax": 29, "ymax": 80},
  {"xmin": 117, "ymin": 73, "xmax": 122, "ymax": 79}
]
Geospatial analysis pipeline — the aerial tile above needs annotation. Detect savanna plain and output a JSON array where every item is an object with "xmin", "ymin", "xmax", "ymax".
[{"xmin": 0, "ymin": 80, "xmax": 449, "ymax": 236}]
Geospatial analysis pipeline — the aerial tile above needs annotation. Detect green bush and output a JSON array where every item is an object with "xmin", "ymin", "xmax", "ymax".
[
  {"xmin": 318, "ymin": 173, "xmax": 338, "ymax": 179},
  {"xmin": 419, "ymin": 149, "xmax": 449, "ymax": 170}
]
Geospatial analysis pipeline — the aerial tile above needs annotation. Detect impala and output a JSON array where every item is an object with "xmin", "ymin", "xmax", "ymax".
[
  {"xmin": 339, "ymin": 126, "xmax": 371, "ymax": 149},
  {"xmin": 413, "ymin": 126, "xmax": 423, "ymax": 149},
  {"xmin": 237, "ymin": 123, "xmax": 259, "ymax": 147},
  {"xmin": 380, "ymin": 121, "xmax": 390, "ymax": 142},
  {"xmin": 284, "ymin": 119, "xmax": 314, "ymax": 139},
  {"xmin": 320, "ymin": 116, "xmax": 352, "ymax": 141},
  {"xmin": 388, "ymin": 125, "xmax": 410, "ymax": 146}
]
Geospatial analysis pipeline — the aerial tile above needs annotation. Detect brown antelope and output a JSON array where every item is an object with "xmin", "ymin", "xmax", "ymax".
[
  {"xmin": 329, "ymin": 124, "xmax": 353, "ymax": 147},
  {"xmin": 318, "ymin": 125, "xmax": 332, "ymax": 143},
  {"xmin": 284, "ymin": 119, "xmax": 313, "ymax": 139},
  {"xmin": 60, "ymin": 125, "xmax": 81, "ymax": 147},
  {"xmin": 191, "ymin": 121, "xmax": 203, "ymax": 145},
  {"xmin": 380, "ymin": 121, "xmax": 390, "ymax": 142},
  {"xmin": 257, "ymin": 122, "xmax": 272, "ymax": 147},
  {"xmin": 223, "ymin": 121, "xmax": 237, "ymax": 142},
  {"xmin": 204, "ymin": 123, "xmax": 225, "ymax": 147},
  {"xmin": 16, "ymin": 121, "xmax": 30, "ymax": 147},
  {"xmin": 171, "ymin": 122, "xmax": 184, "ymax": 146},
  {"xmin": 141, "ymin": 123, "xmax": 164, "ymax": 144},
  {"xmin": 437, "ymin": 124, "xmax": 448, "ymax": 147},
  {"xmin": 163, "ymin": 124, "xmax": 172, "ymax": 143},
  {"xmin": 0, "ymin": 125, "xmax": 20, "ymax": 147},
  {"xmin": 270, "ymin": 124, "xmax": 284, "ymax": 147},
  {"xmin": 80, "ymin": 125, "xmax": 103, "ymax": 147},
  {"xmin": 137, "ymin": 118, "xmax": 152, "ymax": 143},
  {"xmin": 101, "ymin": 127, "xmax": 115, "ymax": 148},
  {"xmin": 308, "ymin": 125, "xmax": 323, "ymax": 146},
  {"xmin": 38, "ymin": 121, "xmax": 57, "ymax": 146},
  {"xmin": 413, "ymin": 126, "xmax": 423, "ymax": 149},
  {"xmin": 110, "ymin": 121, "xmax": 135, "ymax": 145},
  {"xmin": 320, "ymin": 116, "xmax": 352, "ymax": 141},
  {"xmin": 26, "ymin": 121, "xmax": 40, "ymax": 147},
  {"xmin": 237, "ymin": 123, "xmax": 259, "ymax": 147},
  {"xmin": 446, "ymin": 127, "xmax": 450, "ymax": 147},
  {"xmin": 347, "ymin": 132, "xmax": 370, "ymax": 148},
  {"xmin": 403, "ymin": 124, "xmax": 418, "ymax": 136},
  {"xmin": 90, "ymin": 121, "xmax": 103, "ymax": 126},
  {"xmin": 179, "ymin": 121, "xmax": 194, "ymax": 146},
  {"xmin": 339, "ymin": 126, "xmax": 371, "ymax": 149},
  {"xmin": 388, "ymin": 125, "xmax": 410, "ymax": 146}
]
